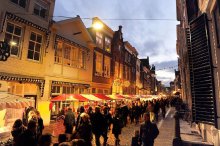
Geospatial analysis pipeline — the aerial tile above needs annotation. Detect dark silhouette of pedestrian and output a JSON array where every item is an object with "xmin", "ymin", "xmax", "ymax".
[
  {"xmin": 64, "ymin": 108, "xmax": 75, "ymax": 134},
  {"xmin": 20, "ymin": 120, "xmax": 38, "ymax": 146},
  {"xmin": 11, "ymin": 119, "xmax": 26, "ymax": 146},
  {"xmin": 112, "ymin": 111, "xmax": 123, "ymax": 146},
  {"xmin": 140, "ymin": 113, "xmax": 159, "ymax": 146}
]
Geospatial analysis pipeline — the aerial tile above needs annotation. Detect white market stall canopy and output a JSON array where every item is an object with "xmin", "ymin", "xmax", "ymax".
[{"xmin": 0, "ymin": 92, "xmax": 35, "ymax": 110}]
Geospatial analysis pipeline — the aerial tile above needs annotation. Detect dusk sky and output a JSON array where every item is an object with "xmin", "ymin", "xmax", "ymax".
[{"xmin": 54, "ymin": 0, "xmax": 179, "ymax": 86}]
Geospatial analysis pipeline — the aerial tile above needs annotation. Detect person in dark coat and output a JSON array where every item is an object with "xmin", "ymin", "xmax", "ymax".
[
  {"xmin": 11, "ymin": 119, "xmax": 26, "ymax": 146},
  {"xmin": 20, "ymin": 120, "xmax": 38, "ymax": 146},
  {"xmin": 140, "ymin": 113, "xmax": 159, "ymax": 146},
  {"xmin": 64, "ymin": 108, "xmax": 75, "ymax": 134},
  {"xmin": 75, "ymin": 106, "xmax": 85, "ymax": 131},
  {"xmin": 36, "ymin": 111, "xmax": 44, "ymax": 138},
  {"xmin": 131, "ymin": 130, "xmax": 141, "ymax": 146},
  {"xmin": 91, "ymin": 106, "xmax": 108, "ymax": 146},
  {"xmin": 77, "ymin": 113, "xmax": 93, "ymax": 146},
  {"xmin": 112, "ymin": 111, "xmax": 123, "ymax": 146}
]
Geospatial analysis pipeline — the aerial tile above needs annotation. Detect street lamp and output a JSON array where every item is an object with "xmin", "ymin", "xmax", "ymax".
[{"xmin": 92, "ymin": 21, "xmax": 103, "ymax": 30}]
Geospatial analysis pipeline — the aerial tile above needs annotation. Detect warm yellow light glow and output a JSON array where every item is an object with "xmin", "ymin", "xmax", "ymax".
[
  {"xmin": 173, "ymin": 91, "xmax": 176, "ymax": 94},
  {"xmin": 93, "ymin": 22, "xmax": 103, "ymax": 30},
  {"xmin": 10, "ymin": 41, "xmax": 17, "ymax": 46}
]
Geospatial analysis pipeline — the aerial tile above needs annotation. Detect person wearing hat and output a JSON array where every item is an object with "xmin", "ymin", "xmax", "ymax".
[{"xmin": 139, "ymin": 113, "xmax": 159, "ymax": 146}]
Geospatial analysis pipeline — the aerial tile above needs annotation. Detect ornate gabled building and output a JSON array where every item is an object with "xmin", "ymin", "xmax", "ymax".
[
  {"xmin": 87, "ymin": 17, "xmax": 114, "ymax": 94},
  {"xmin": 140, "ymin": 57, "xmax": 156, "ymax": 95},
  {"xmin": 111, "ymin": 26, "xmax": 125, "ymax": 94},
  {"xmin": 123, "ymin": 41, "xmax": 138, "ymax": 94}
]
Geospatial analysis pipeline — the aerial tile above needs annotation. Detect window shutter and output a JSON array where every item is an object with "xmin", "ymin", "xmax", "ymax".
[{"xmin": 187, "ymin": 13, "xmax": 217, "ymax": 127}]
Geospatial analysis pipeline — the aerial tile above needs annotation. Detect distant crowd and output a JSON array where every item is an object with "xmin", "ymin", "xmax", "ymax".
[{"xmin": 5, "ymin": 96, "xmax": 182, "ymax": 146}]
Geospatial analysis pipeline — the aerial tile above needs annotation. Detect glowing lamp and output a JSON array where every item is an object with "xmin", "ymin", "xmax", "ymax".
[
  {"xmin": 93, "ymin": 21, "xmax": 103, "ymax": 30},
  {"xmin": 10, "ymin": 41, "xmax": 17, "ymax": 46}
]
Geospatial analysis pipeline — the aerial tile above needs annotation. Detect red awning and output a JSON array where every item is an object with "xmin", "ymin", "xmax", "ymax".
[
  {"xmin": 51, "ymin": 94, "xmax": 89, "ymax": 102},
  {"xmin": 116, "ymin": 95, "xmax": 125, "ymax": 99},
  {"xmin": 93, "ymin": 94, "xmax": 112, "ymax": 100}
]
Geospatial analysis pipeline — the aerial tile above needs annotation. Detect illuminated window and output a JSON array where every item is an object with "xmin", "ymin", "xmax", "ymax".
[
  {"xmin": 92, "ymin": 88, "xmax": 96, "ymax": 93},
  {"xmin": 51, "ymin": 86, "xmax": 61, "ymax": 94},
  {"xmin": 104, "ymin": 56, "xmax": 110, "ymax": 78},
  {"xmin": 63, "ymin": 44, "xmax": 71, "ymax": 66},
  {"xmin": 105, "ymin": 37, "xmax": 111, "ymax": 52},
  {"xmin": 55, "ymin": 41, "xmax": 62, "ymax": 64},
  {"xmin": 63, "ymin": 86, "xmax": 74, "ymax": 94},
  {"xmin": 96, "ymin": 32, "xmax": 103, "ymax": 48},
  {"xmin": 119, "ymin": 63, "xmax": 123, "ymax": 78},
  {"xmin": 104, "ymin": 90, "xmax": 109, "ymax": 94},
  {"xmin": 114, "ymin": 62, "xmax": 119, "ymax": 77},
  {"xmin": 71, "ymin": 46, "xmax": 78, "ymax": 67},
  {"xmin": 79, "ymin": 49, "xmax": 86, "ymax": 69},
  {"xmin": 124, "ymin": 65, "xmax": 128, "ymax": 80},
  {"xmin": 10, "ymin": 0, "xmax": 27, "ymax": 8},
  {"xmin": 33, "ymin": 0, "xmax": 48, "ymax": 19},
  {"xmin": 95, "ymin": 52, "xmax": 103, "ymax": 76},
  {"xmin": 4, "ymin": 22, "xmax": 22, "ymax": 57},
  {"xmin": 27, "ymin": 32, "xmax": 42, "ymax": 61},
  {"xmin": 98, "ymin": 89, "xmax": 103, "ymax": 93}
]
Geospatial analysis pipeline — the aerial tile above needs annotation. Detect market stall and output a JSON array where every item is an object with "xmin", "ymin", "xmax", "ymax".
[{"xmin": 0, "ymin": 92, "xmax": 34, "ymax": 141}]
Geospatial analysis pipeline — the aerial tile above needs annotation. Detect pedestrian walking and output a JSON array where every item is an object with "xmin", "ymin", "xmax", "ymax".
[
  {"xmin": 64, "ymin": 108, "xmax": 75, "ymax": 134},
  {"xmin": 77, "ymin": 113, "xmax": 93, "ymax": 146},
  {"xmin": 91, "ymin": 106, "xmax": 108, "ymax": 146},
  {"xmin": 112, "ymin": 111, "xmax": 123, "ymax": 146},
  {"xmin": 140, "ymin": 113, "xmax": 159, "ymax": 146},
  {"xmin": 36, "ymin": 111, "xmax": 44, "ymax": 137}
]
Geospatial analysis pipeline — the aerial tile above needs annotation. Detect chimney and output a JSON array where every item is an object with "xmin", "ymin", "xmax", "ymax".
[{"xmin": 119, "ymin": 25, "xmax": 122, "ymax": 31}]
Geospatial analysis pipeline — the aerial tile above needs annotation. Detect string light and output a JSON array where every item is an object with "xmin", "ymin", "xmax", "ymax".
[
  {"xmin": 10, "ymin": 12, "xmax": 178, "ymax": 21},
  {"xmin": 156, "ymin": 65, "xmax": 178, "ymax": 71}
]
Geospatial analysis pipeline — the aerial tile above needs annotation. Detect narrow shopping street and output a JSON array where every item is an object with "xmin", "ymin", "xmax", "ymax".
[{"xmin": 43, "ymin": 107, "xmax": 175, "ymax": 146}]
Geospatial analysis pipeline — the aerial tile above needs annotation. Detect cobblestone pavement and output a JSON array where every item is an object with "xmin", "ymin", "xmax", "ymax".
[{"xmin": 44, "ymin": 107, "xmax": 176, "ymax": 146}]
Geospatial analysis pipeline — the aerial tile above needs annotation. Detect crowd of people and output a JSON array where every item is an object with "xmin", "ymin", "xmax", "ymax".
[{"xmin": 7, "ymin": 96, "xmax": 181, "ymax": 146}]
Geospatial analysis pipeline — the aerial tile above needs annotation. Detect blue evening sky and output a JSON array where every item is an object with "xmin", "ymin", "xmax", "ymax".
[{"xmin": 54, "ymin": 0, "xmax": 179, "ymax": 86}]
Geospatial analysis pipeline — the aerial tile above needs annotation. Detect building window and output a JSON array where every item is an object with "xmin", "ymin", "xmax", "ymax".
[
  {"xmin": 63, "ymin": 86, "xmax": 74, "ymax": 94},
  {"xmin": 105, "ymin": 37, "xmax": 111, "ymax": 52},
  {"xmin": 97, "ymin": 89, "xmax": 103, "ymax": 93},
  {"xmin": 4, "ymin": 22, "xmax": 22, "ymax": 57},
  {"xmin": 96, "ymin": 32, "xmax": 103, "ymax": 48},
  {"xmin": 92, "ymin": 88, "xmax": 96, "ymax": 93},
  {"xmin": 79, "ymin": 50, "xmax": 86, "ymax": 69},
  {"xmin": 79, "ymin": 88, "xmax": 84, "ymax": 94},
  {"xmin": 33, "ymin": 1, "xmax": 48, "ymax": 19},
  {"xmin": 51, "ymin": 85, "xmax": 61, "ymax": 94},
  {"xmin": 104, "ymin": 56, "xmax": 110, "ymax": 78},
  {"xmin": 95, "ymin": 52, "xmax": 103, "ymax": 76},
  {"xmin": 63, "ymin": 44, "xmax": 71, "ymax": 66},
  {"xmin": 27, "ymin": 32, "xmax": 42, "ymax": 61},
  {"xmin": 104, "ymin": 90, "xmax": 109, "ymax": 94},
  {"xmin": 71, "ymin": 46, "xmax": 78, "ymax": 67},
  {"xmin": 10, "ymin": 0, "xmax": 27, "ymax": 8},
  {"xmin": 119, "ymin": 63, "xmax": 123, "ymax": 78},
  {"xmin": 124, "ymin": 65, "xmax": 128, "ymax": 80},
  {"xmin": 55, "ymin": 41, "xmax": 62, "ymax": 64},
  {"xmin": 118, "ymin": 45, "xmax": 121, "ymax": 51},
  {"xmin": 114, "ymin": 62, "xmax": 119, "ymax": 77}
]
